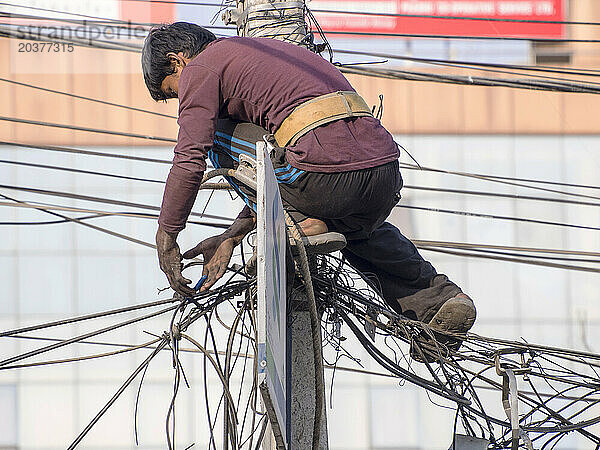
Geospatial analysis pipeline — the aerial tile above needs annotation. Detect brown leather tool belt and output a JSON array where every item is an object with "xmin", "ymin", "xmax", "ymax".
[{"xmin": 274, "ymin": 91, "xmax": 373, "ymax": 147}]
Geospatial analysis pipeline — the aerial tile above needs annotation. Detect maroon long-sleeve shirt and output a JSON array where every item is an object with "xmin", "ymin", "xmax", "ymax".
[{"xmin": 159, "ymin": 37, "xmax": 399, "ymax": 233}]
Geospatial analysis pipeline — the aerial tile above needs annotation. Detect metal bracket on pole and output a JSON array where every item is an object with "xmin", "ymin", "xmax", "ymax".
[
  {"xmin": 495, "ymin": 350, "xmax": 535, "ymax": 450},
  {"xmin": 233, "ymin": 153, "xmax": 258, "ymax": 191}
]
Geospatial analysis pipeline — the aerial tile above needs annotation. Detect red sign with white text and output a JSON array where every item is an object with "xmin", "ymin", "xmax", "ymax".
[{"xmin": 311, "ymin": 0, "xmax": 566, "ymax": 38}]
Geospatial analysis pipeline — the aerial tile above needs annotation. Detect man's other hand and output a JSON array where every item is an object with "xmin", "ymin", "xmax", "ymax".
[
  {"xmin": 183, "ymin": 235, "xmax": 235, "ymax": 292},
  {"xmin": 156, "ymin": 226, "xmax": 195, "ymax": 297}
]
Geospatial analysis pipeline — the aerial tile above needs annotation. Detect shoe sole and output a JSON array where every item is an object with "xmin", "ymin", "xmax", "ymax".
[
  {"xmin": 428, "ymin": 294, "xmax": 476, "ymax": 334},
  {"xmin": 289, "ymin": 232, "xmax": 346, "ymax": 255},
  {"xmin": 411, "ymin": 295, "xmax": 476, "ymax": 362}
]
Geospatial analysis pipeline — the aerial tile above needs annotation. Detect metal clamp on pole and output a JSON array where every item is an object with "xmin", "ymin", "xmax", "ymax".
[
  {"xmin": 495, "ymin": 350, "xmax": 535, "ymax": 450},
  {"xmin": 494, "ymin": 348, "xmax": 533, "ymax": 377}
]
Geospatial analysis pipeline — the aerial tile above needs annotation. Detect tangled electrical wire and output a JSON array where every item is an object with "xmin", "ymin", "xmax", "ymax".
[
  {"xmin": 2, "ymin": 244, "xmax": 600, "ymax": 449},
  {"xmin": 313, "ymin": 254, "xmax": 600, "ymax": 449}
]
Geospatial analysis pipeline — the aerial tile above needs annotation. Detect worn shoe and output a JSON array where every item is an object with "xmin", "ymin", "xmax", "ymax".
[
  {"xmin": 428, "ymin": 293, "xmax": 476, "ymax": 335},
  {"xmin": 289, "ymin": 231, "xmax": 346, "ymax": 255},
  {"xmin": 411, "ymin": 293, "xmax": 476, "ymax": 362}
]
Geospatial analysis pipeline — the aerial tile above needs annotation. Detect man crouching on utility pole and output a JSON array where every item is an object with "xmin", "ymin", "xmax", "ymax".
[{"xmin": 142, "ymin": 22, "xmax": 476, "ymax": 352}]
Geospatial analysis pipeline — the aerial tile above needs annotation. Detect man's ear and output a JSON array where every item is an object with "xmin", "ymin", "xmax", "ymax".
[{"xmin": 166, "ymin": 52, "xmax": 186, "ymax": 72}]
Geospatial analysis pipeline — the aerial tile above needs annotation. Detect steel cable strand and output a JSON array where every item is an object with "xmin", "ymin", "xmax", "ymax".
[
  {"xmin": 0, "ymin": 205, "xmax": 230, "ymax": 229},
  {"xmin": 223, "ymin": 304, "xmax": 246, "ymax": 450},
  {"xmin": 181, "ymin": 333, "xmax": 240, "ymax": 443},
  {"xmin": 412, "ymin": 240, "xmax": 600, "ymax": 260},
  {"xmin": 396, "ymin": 204, "xmax": 600, "ymax": 232},
  {"xmin": 451, "ymin": 359, "xmax": 499, "ymax": 444},
  {"xmin": 0, "ymin": 192, "xmax": 158, "ymax": 249},
  {"xmin": 0, "ymin": 140, "xmax": 171, "ymax": 164},
  {"xmin": 134, "ymin": 364, "xmax": 152, "ymax": 446},
  {"xmin": 0, "ymin": 304, "xmax": 179, "ymax": 368},
  {"xmin": 188, "ymin": 288, "xmax": 247, "ymax": 445},
  {"xmin": 0, "ymin": 296, "xmax": 178, "ymax": 338},
  {"xmin": 246, "ymin": 290, "xmax": 262, "ymax": 449},
  {"xmin": 67, "ymin": 338, "xmax": 170, "ymax": 449},
  {"xmin": 229, "ymin": 306, "xmax": 258, "ymax": 445},
  {"xmin": 165, "ymin": 302, "xmax": 189, "ymax": 450},
  {"xmin": 0, "ymin": 337, "xmax": 162, "ymax": 370},
  {"xmin": 398, "ymin": 162, "xmax": 600, "ymax": 201},
  {"xmin": 0, "ymin": 116, "xmax": 173, "ymax": 141},
  {"xmin": 235, "ymin": 309, "xmax": 259, "ymax": 447},
  {"xmin": 3, "ymin": 334, "xmax": 253, "ymax": 359},
  {"xmin": 332, "ymin": 48, "xmax": 600, "ymax": 78},
  {"xmin": 202, "ymin": 311, "xmax": 219, "ymax": 450},
  {"xmin": 402, "ymin": 184, "xmax": 600, "ymax": 208},
  {"xmin": 419, "ymin": 247, "xmax": 600, "ymax": 274},
  {"xmin": 527, "ymin": 387, "xmax": 600, "ymax": 445}
]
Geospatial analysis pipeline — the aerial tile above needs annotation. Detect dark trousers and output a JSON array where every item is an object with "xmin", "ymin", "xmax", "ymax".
[{"xmin": 213, "ymin": 120, "xmax": 438, "ymax": 311}]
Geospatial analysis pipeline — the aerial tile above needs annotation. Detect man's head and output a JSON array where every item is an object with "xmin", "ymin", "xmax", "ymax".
[{"xmin": 142, "ymin": 22, "xmax": 216, "ymax": 101}]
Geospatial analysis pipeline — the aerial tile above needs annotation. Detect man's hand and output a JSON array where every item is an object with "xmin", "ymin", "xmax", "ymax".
[
  {"xmin": 156, "ymin": 226, "xmax": 195, "ymax": 297},
  {"xmin": 183, "ymin": 235, "xmax": 235, "ymax": 292}
]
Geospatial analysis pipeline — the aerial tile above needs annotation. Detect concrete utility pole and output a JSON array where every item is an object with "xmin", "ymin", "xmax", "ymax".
[{"xmin": 223, "ymin": 3, "xmax": 329, "ymax": 449}]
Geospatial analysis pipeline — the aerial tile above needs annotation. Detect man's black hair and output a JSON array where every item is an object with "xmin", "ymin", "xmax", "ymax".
[{"xmin": 142, "ymin": 22, "xmax": 216, "ymax": 101}]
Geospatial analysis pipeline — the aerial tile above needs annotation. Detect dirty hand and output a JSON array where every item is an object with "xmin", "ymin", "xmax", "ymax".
[
  {"xmin": 183, "ymin": 234, "xmax": 235, "ymax": 292},
  {"xmin": 156, "ymin": 226, "xmax": 195, "ymax": 297}
]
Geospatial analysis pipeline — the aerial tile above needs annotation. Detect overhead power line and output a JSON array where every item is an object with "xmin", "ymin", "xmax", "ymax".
[
  {"xmin": 0, "ymin": 78, "xmax": 177, "ymax": 119},
  {"xmin": 2, "ymin": 142, "xmax": 598, "ymax": 194},
  {"xmin": 343, "ymin": 59, "xmax": 600, "ymax": 92},
  {"xmin": 402, "ymin": 184, "xmax": 600, "ymax": 208},
  {"xmin": 0, "ymin": 201, "xmax": 229, "ymax": 228},
  {"xmin": 412, "ymin": 239, "xmax": 600, "ymax": 259},
  {"xmin": 0, "ymin": 159, "xmax": 165, "ymax": 184},
  {"xmin": 0, "ymin": 184, "xmax": 234, "ymax": 222},
  {"xmin": 324, "ymin": 29, "xmax": 600, "ymax": 44},
  {"xmin": 0, "ymin": 2, "xmax": 133, "ymax": 24},
  {"xmin": 0, "ymin": 193, "xmax": 158, "ymax": 249},
  {"xmin": 0, "ymin": 141, "xmax": 172, "ymax": 164},
  {"xmin": 4, "ymin": 20, "xmax": 600, "ymax": 94},
  {"xmin": 4, "ymin": 28, "xmax": 599, "ymax": 95},
  {"xmin": 1, "ymin": 158, "xmax": 597, "ymax": 209},
  {"xmin": 397, "ymin": 204, "xmax": 600, "ymax": 232},
  {"xmin": 114, "ymin": 0, "xmax": 600, "ymax": 27},
  {"xmin": 334, "ymin": 49, "xmax": 600, "ymax": 79},
  {"xmin": 340, "ymin": 65, "xmax": 600, "ymax": 94},
  {"xmin": 420, "ymin": 246, "xmax": 600, "ymax": 273},
  {"xmin": 0, "ymin": 116, "xmax": 176, "ymax": 142},
  {"xmin": 310, "ymin": 8, "xmax": 600, "ymax": 27},
  {"xmin": 399, "ymin": 162, "xmax": 600, "ymax": 201}
]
